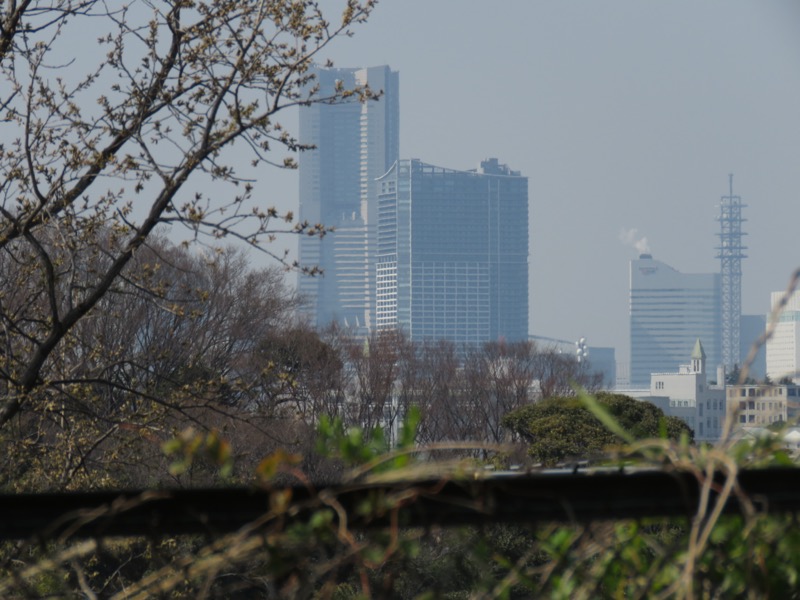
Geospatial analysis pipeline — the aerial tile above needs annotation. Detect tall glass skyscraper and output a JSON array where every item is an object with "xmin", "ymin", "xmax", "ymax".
[
  {"xmin": 298, "ymin": 65, "xmax": 399, "ymax": 331},
  {"xmin": 375, "ymin": 159, "xmax": 529, "ymax": 343},
  {"xmin": 629, "ymin": 255, "xmax": 722, "ymax": 386}
]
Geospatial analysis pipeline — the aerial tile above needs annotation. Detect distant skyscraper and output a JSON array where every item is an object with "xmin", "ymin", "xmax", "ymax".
[
  {"xmin": 739, "ymin": 314, "xmax": 766, "ymax": 380},
  {"xmin": 375, "ymin": 158, "xmax": 529, "ymax": 343},
  {"xmin": 298, "ymin": 65, "xmax": 399, "ymax": 331},
  {"xmin": 629, "ymin": 255, "xmax": 721, "ymax": 387},
  {"xmin": 766, "ymin": 290, "xmax": 800, "ymax": 384}
]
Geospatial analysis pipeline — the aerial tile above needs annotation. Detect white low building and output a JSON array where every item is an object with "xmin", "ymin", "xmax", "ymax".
[
  {"xmin": 726, "ymin": 383, "xmax": 790, "ymax": 427},
  {"xmin": 629, "ymin": 339, "xmax": 726, "ymax": 442}
]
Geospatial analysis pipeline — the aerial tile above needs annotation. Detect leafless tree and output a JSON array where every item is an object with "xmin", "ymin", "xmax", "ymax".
[
  {"xmin": 533, "ymin": 346, "xmax": 604, "ymax": 399},
  {"xmin": 0, "ymin": 236, "xmax": 306, "ymax": 490},
  {"xmin": 408, "ymin": 339, "xmax": 602, "ymax": 449},
  {"xmin": 408, "ymin": 340, "xmax": 463, "ymax": 445},
  {"xmin": 0, "ymin": 0, "xmax": 376, "ymax": 435},
  {"xmin": 0, "ymin": 1, "xmax": 378, "ymax": 490},
  {"xmin": 342, "ymin": 329, "xmax": 400, "ymax": 433},
  {"xmin": 459, "ymin": 341, "xmax": 538, "ymax": 445}
]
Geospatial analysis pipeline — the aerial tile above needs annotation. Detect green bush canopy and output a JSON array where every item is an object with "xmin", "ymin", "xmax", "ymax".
[{"xmin": 502, "ymin": 392, "xmax": 693, "ymax": 466}]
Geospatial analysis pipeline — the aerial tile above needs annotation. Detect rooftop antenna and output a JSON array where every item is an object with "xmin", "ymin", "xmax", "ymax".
[{"xmin": 716, "ymin": 174, "xmax": 748, "ymax": 369}]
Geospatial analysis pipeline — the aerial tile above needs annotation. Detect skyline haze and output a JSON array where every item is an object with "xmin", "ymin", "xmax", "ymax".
[{"xmin": 268, "ymin": 1, "xmax": 800, "ymax": 365}]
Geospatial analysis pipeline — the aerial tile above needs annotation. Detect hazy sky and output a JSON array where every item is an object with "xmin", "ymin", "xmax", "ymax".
[{"xmin": 264, "ymin": 1, "xmax": 800, "ymax": 364}]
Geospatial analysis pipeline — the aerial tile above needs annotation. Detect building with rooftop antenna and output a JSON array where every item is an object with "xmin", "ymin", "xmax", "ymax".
[{"xmin": 375, "ymin": 158, "xmax": 528, "ymax": 343}]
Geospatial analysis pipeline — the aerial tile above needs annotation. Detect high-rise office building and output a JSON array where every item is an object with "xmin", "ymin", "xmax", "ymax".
[
  {"xmin": 766, "ymin": 290, "xmax": 800, "ymax": 384},
  {"xmin": 629, "ymin": 255, "xmax": 721, "ymax": 387},
  {"xmin": 375, "ymin": 158, "xmax": 529, "ymax": 344},
  {"xmin": 298, "ymin": 65, "xmax": 399, "ymax": 331},
  {"xmin": 740, "ymin": 313, "xmax": 766, "ymax": 380}
]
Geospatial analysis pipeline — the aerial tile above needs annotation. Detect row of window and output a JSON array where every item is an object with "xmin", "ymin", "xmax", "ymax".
[
  {"xmin": 698, "ymin": 401, "xmax": 723, "ymax": 416},
  {"xmin": 738, "ymin": 400, "xmax": 784, "ymax": 411},
  {"xmin": 739, "ymin": 414, "xmax": 784, "ymax": 424},
  {"xmin": 733, "ymin": 387, "xmax": 787, "ymax": 397}
]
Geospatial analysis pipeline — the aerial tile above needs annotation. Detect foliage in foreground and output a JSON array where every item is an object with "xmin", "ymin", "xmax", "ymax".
[{"xmin": 3, "ymin": 403, "xmax": 800, "ymax": 598}]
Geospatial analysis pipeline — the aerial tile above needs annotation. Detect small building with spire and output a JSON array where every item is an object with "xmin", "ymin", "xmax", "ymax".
[{"xmin": 632, "ymin": 339, "xmax": 726, "ymax": 442}]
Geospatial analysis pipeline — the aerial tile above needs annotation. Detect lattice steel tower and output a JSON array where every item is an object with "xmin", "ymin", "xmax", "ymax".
[{"xmin": 716, "ymin": 174, "xmax": 747, "ymax": 369}]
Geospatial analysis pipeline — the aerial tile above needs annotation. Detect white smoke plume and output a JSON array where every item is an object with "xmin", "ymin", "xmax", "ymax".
[{"xmin": 619, "ymin": 228, "xmax": 651, "ymax": 255}]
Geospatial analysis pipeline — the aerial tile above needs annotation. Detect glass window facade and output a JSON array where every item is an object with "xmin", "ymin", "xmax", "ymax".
[
  {"xmin": 629, "ymin": 256, "xmax": 722, "ymax": 387},
  {"xmin": 376, "ymin": 159, "xmax": 528, "ymax": 343},
  {"xmin": 298, "ymin": 66, "xmax": 399, "ymax": 331}
]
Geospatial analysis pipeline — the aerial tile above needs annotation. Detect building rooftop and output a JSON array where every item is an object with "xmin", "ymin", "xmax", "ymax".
[{"xmin": 691, "ymin": 338, "xmax": 707, "ymax": 360}]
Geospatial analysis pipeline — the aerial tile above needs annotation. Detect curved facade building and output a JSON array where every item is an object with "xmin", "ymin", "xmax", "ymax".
[{"xmin": 629, "ymin": 255, "xmax": 721, "ymax": 387}]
